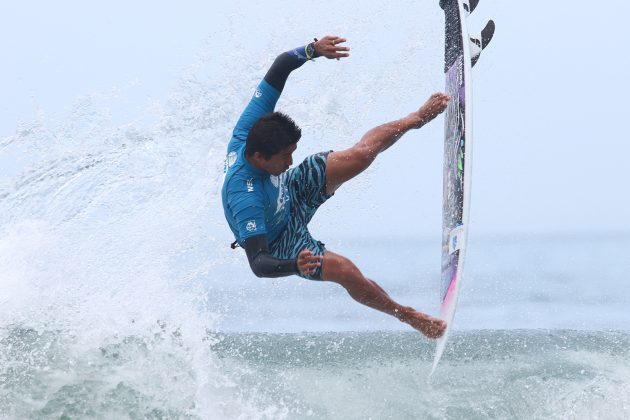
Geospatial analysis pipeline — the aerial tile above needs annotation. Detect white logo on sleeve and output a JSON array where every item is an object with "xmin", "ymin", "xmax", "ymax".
[
  {"xmin": 254, "ymin": 89, "xmax": 262, "ymax": 98},
  {"xmin": 246, "ymin": 178, "xmax": 254, "ymax": 192},
  {"xmin": 226, "ymin": 151, "xmax": 237, "ymax": 169},
  {"xmin": 246, "ymin": 220, "xmax": 257, "ymax": 232}
]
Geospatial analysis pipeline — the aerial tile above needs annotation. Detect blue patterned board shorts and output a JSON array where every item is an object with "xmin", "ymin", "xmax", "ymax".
[{"xmin": 269, "ymin": 151, "xmax": 332, "ymax": 280}]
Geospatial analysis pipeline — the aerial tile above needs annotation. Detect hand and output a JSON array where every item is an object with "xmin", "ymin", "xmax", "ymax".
[
  {"xmin": 410, "ymin": 92, "xmax": 449, "ymax": 128},
  {"xmin": 297, "ymin": 249, "xmax": 323, "ymax": 276},
  {"xmin": 315, "ymin": 35, "xmax": 350, "ymax": 60}
]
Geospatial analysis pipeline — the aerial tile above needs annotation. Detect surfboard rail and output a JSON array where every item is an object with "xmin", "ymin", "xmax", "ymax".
[{"xmin": 430, "ymin": 0, "xmax": 475, "ymax": 376}]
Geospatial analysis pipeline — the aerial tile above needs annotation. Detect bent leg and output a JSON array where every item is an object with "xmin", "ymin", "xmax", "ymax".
[{"xmin": 321, "ymin": 250, "xmax": 446, "ymax": 339}]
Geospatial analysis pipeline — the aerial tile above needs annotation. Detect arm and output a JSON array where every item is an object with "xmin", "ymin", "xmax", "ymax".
[
  {"xmin": 244, "ymin": 235, "xmax": 324, "ymax": 278},
  {"xmin": 231, "ymin": 36, "xmax": 350, "ymax": 144},
  {"xmin": 265, "ymin": 35, "xmax": 351, "ymax": 92},
  {"xmin": 263, "ymin": 42, "xmax": 319, "ymax": 92},
  {"xmin": 244, "ymin": 235, "xmax": 298, "ymax": 278}
]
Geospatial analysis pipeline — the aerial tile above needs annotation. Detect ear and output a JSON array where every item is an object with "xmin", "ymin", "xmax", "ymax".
[{"xmin": 252, "ymin": 151, "xmax": 267, "ymax": 162}]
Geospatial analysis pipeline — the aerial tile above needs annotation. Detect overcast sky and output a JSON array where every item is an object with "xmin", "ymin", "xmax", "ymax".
[{"xmin": 1, "ymin": 0, "xmax": 629, "ymax": 239}]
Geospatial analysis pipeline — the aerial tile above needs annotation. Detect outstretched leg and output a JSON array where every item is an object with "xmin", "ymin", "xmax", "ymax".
[
  {"xmin": 321, "ymin": 250, "xmax": 446, "ymax": 339},
  {"xmin": 325, "ymin": 93, "xmax": 449, "ymax": 195}
]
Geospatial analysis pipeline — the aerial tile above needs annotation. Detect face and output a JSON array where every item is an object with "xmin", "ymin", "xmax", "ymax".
[{"xmin": 256, "ymin": 143, "xmax": 297, "ymax": 176}]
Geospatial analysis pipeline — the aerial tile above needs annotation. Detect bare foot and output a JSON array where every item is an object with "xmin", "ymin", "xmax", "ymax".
[
  {"xmin": 398, "ymin": 308, "xmax": 447, "ymax": 339},
  {"xmin": 411, "ymin": 93, "xmax": 449, "ymax": 128}
]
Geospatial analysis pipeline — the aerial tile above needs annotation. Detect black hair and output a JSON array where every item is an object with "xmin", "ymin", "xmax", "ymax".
[{"xmin": 245, "ymin": 112, "xmax": 301, "ymax": 159}]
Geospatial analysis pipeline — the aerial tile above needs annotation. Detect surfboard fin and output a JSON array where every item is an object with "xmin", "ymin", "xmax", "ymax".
[
  {"xmin": 470, "ymin": 20, "xmax": 495, "ymax": 67},
  {"xmin": 464, "ymin": 0, "xmax": 479, "ymax": 16}
]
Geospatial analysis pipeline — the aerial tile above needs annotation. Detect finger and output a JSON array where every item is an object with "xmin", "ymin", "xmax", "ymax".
[
  {"xmin": 299, "ymin": 265, "xmax": 318, "ymax": 274},
  {"xmin": 327, "ymin": 41, "xmax": 348, "ymax": 48},
  {"xmin": 324, "ymin": 44, "xmax": 347, "ymax": 52},
  {"xmin": 328, "ymin": 39, "xmax": 347, "ymax": 50},
  {"xmin": 331, "ymin": 37, "xmax": 347, "ymax": 44},
  {"xmin": 298, "ymin": 253, "xmax": 318, "ymax": 265},
  {"xmin": 305, "ymin": 259, "xmax": 322, "ymax": 267},
  {"xmin": 304, "ymin": 263, "xmax": 321, "ymax": 270}
]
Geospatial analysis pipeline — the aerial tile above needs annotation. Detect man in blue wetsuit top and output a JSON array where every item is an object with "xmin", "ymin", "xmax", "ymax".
[{"xmin": 222, "ymin": 35, "xmax": 449, "ymax": 339}]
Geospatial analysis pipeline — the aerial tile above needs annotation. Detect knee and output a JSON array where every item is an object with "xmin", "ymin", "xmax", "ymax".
[
  {"xmin": 329, "ymin": 254, "xmax": 362, "ymax": 283},
  {"xmin": 352, "ymin": 144, "xmax": 376, "ymax": 168}
]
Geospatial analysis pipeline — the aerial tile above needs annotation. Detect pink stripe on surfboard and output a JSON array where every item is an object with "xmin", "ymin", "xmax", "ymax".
[{"xmin": 440, "ymin": 272, "xmax": 458, "ymax": 318}]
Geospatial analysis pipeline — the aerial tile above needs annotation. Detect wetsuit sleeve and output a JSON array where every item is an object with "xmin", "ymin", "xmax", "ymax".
[
  {"xmin": 244, "ymin": 234, "xmax": 299, "ymax": 278},
  {"xmin": 229, "ymin": 179, "xmax": 268, "ymax": 241},
  {"xmin": 263, "ymin": 42, "xmax": 320, "ymax": 91},
  {"xmin": 230, "ymin": 42, "xmax": 319, "ymax": 146}
]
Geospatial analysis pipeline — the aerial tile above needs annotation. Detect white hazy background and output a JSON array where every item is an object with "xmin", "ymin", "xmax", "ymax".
[{"xmin": 2, "ymin": 0, "xmax": 629, "ymax": 239}]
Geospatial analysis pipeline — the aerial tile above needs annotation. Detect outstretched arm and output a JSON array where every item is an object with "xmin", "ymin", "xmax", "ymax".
[
  {"xmin": 264, "ymin": 36, "xmax": 350, "ymax": 91},
  {"xmin": 230, "ymin": 36, "xmax": 350, "ymax": 146}
]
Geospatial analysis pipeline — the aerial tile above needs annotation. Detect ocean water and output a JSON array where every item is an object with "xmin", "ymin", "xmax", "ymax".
[
  {"xmin": 2, "ymin": 328, "xmax": 629, "ymax": 419},
  {"xmin": 2, "ymin": 2, "xmax": 630, "ymax": 418}
]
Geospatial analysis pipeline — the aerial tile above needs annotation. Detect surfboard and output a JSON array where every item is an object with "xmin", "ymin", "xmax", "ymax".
[{"xmin": 430, "ymin": 0, "xmax": 494, "ymax": 375}]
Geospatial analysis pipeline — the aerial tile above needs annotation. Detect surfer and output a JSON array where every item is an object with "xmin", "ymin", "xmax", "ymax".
[{"xmin": 221, "ymin": 36, "xmax": 448, "ymax": 339}]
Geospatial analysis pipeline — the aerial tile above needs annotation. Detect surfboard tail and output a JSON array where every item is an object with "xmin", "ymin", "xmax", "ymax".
[{"xmin": 430, "ymin": 271, "xmax": 462, "ymax": 376}]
